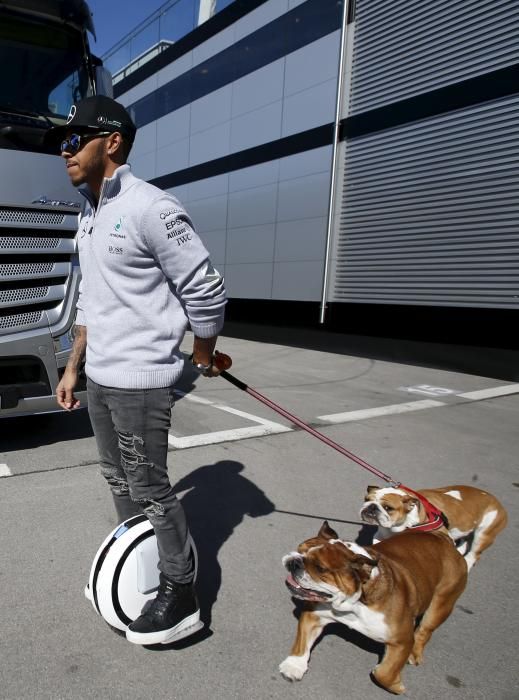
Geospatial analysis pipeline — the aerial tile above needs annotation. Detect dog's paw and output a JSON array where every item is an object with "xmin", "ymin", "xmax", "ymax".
[
  {"xmin": 408, "ymin": 650, "xmax": 423, "ymax": 666},
  {"xmin": 372, "ymin": 669, "xmax": 406, "ymax": 695},
  {"xmin": 464, "ymin": 552, "xmax": 477, "ymax": 571},
  {"xmin": 279, "ymin": 655, "xmax": 308, "ymax": 681}
]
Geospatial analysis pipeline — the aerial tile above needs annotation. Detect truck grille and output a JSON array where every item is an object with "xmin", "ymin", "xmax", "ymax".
[
  {"xmin": 0, "ymin": 286, "xmax": 49, "ymax": 304},
  {"xmin": 0, "ymin": 310, "xmax": 43, "ymax": 330},
  {"xmin": 0, "ymin": 208, "xmax": 66, "ymax": 225},
  {"xmin": 0, "ymin": 262, "xmax": 54, "ymax": 276},
  {"xmin": 0, "ymin": 204, "xmax": 80, "ymax": 334},
  {"xmin": 0, "ymin": 236, "xmax": 60, "ymax": 249}
]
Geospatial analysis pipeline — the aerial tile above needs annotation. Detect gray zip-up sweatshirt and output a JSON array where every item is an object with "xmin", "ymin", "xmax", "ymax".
[{"xmin": 76, "ymin": 164, "xmax": 226, "ymax": 389}]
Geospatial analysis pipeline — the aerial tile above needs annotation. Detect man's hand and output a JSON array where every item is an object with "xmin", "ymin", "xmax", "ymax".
[
  {"xmin": 207, "ymin": 350, "xmax": 232, "ymax": 377},
  {"xmin": 190, "ymin": 335, "xmax": 232, "ymax": 378},
  {"xmin": 202, "ymin": 363, "xmax": 222, "ymax": 378},
  {"xmin": 56, "ymin": 369, "xmax": 81, "ymax": 410},
  {"xmin": 56, "ymin": 323, "xmax": 86, "ymax": 410},
  {"xmin": 196, "ymin": 351, "xmax": 232, "ymax": 377}
]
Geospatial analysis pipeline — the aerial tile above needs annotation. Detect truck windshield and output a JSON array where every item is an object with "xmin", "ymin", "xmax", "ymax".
[{"xmin": 0, "ymin": 12, "xmax": 92, "ymax": 151}]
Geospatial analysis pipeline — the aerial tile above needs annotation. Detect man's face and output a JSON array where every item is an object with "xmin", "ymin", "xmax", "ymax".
[{"xmin": 60, "ymin": 130, "xmax": 110, "ymax": 188}]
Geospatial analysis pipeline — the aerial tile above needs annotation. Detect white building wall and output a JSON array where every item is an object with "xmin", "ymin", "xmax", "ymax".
[{"xmin": 117, "ymin": 0, "xmax": 341, "ymax": 301}]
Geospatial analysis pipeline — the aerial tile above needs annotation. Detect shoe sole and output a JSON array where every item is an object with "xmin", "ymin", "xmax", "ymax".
[{"xmin": 125, "ymin": 610, "xmax": 203, "ymax": 645}]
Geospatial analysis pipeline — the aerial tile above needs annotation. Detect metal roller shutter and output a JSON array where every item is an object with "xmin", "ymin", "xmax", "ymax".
[
  {"xmin": 330, "ymin": 94, "xmax": 519, "ymax": 308},
  {"xmin": 350, "ymin": 0, "xmax": 519, "ymax": 114},
  {"xmin": 328, "ymin": 1, "xmax": 519, "ymax": 309}
]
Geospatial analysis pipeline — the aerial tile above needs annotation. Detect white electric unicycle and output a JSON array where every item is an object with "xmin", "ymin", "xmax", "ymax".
[{"xmin": 86, "ymin": 514, "xmax": 199, "ymax": 635}]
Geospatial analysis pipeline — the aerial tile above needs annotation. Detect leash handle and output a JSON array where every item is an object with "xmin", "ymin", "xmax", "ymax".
[{"xmin": 220, "ymin": 368, "xmax": 400, "ymax": 486}]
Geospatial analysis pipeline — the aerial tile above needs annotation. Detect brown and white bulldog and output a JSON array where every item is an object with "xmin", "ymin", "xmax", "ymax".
[
  {"xmin": 360, "ymin": 484, "xmax": 508, "ymax": 570},
  {"xmin": 279, "ymin": 521, "xmax": 467, "ymax": 695}
]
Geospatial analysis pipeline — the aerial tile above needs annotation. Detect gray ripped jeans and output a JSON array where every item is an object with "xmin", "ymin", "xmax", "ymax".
[{"xmin": 87, "ymin": 378, "xmax": 194, "ymax": 584}]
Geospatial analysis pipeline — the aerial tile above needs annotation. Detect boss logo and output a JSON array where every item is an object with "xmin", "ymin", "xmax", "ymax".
[{"xmin": 108, "ymin": 245, "xmax": 123, "ymax": 255}]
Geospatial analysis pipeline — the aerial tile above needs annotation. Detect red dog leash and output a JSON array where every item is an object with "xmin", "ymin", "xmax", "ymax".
[{"xmin": 214, "ymin": 353, "xmax": 447, "ymax": 532}]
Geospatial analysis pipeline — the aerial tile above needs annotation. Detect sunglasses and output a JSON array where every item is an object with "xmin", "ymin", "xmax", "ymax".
[{"xmin": 60, "ymin": 131, "xmax": 111, "ymax": 154}]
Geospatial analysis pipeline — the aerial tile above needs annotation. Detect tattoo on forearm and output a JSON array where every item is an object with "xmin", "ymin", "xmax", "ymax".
[{"xmin": 67, "ymin": 324, "xmax": 87, "ymax": 370}]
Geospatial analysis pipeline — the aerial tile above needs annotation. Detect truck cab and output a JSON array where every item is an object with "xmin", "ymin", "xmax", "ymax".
[{"xmin": 0, "ymin": 0, "xmax": 110, "ymax": 418}]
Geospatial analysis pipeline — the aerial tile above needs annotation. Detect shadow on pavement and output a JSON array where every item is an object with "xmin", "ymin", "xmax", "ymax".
[
  {"xmin": 171, "ymin": 460, "xmax": 276, "ymax": 630},
  {"xmin": 284, "ymin": 603, "xmax": 384, "ymax": 665},
  {"xmin": 0, "ymin": 407, "xmax": 94, "ymax": 452},
  {"xmin": 222, "ymin": 322, "xmax": 519, "ymax": 382}
]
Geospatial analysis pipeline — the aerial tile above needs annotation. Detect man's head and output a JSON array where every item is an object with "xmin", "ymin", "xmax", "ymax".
[{"xmin": 47, "ymin": 96, "xmax": 136, "ymax": 192}]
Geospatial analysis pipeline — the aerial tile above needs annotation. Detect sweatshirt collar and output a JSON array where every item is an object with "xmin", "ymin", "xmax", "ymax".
[{"xmin": 80, "ymin": 164, "xmax": 136, "ymax": 208}]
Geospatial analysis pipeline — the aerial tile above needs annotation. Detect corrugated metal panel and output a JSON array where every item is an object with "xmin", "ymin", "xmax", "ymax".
[
  {"xmin": 330, "ymin": 94, "xmax": 519, "ymax": 308},
  {"xmin": 349, "ymin": 0, "xmax": 519, "ymax": 114}
]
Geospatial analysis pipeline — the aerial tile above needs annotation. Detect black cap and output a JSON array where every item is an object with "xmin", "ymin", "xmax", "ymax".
[{"xmin": 46, "ymin": 95, "xmax": 136, "ymax": 147}]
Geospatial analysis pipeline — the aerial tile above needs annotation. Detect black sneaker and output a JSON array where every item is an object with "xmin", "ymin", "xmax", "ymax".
[{"xmin": 126, "ymin": 574, "xmax": 202, "ymax": 645}]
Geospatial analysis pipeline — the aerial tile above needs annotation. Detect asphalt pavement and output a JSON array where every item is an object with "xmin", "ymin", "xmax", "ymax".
[{"xmin": 1, "ymin": 323, "xmax": 518, "ymax": 700}]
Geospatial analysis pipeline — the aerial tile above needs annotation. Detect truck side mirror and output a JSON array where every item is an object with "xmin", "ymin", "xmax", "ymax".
[{"xmin": 95, "ymin": 65, "xmax": 113, "ymax": 98}]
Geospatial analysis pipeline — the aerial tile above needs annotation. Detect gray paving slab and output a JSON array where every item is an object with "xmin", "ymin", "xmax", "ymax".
[{"xmin": 0, "ymin": 325, "xmax": 518, "ymax": 699}]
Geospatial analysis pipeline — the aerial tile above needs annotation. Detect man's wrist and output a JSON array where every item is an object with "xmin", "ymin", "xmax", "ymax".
[{"xmin": 189, "ymin": 354, "xmax": 213, "ymax": 373}]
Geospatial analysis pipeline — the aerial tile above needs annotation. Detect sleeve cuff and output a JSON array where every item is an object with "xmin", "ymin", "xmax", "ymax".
[
  {"xmin": 189, "ymin": 317, "xmax": 224, "ymax": 339},
  {"xmin": 76, "ymin": 308, "xmax": 86, "ymax": 326}
]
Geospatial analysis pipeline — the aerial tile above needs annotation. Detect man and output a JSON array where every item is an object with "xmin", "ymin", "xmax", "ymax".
[{"xmin": 49, "ymin": 95, "xmax": 227, "ymax": 645}]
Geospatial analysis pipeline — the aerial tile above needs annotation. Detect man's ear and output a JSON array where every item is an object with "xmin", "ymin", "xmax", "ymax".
[
  {"xmin": 318, "ymin": 520, "xmax": 338, "ymax": 540},
  {"xmin": 106, "ymin": 131, "xmax": 124, "ymax": 157}
]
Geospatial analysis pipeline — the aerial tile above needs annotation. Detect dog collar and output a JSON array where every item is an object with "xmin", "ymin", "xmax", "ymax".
[{"xmin": 401, "ymin": 486, "xmax": 449, "ymax": 533}]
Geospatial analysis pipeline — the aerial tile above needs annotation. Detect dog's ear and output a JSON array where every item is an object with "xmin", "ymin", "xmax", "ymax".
[
  {"xmin": 366, "ymin": 485, "xmax": 379, "ymax": 495},
  {"xmin": 318, "ymin": 520, "xmax": 338, "ymax": 540},
  {"xmin": 350, "ymin": 554, "xmax": 378, "ymax": 582},
  {"xmin": 402, "ymin": 496, "xmax": 420, "ymax": 512}
]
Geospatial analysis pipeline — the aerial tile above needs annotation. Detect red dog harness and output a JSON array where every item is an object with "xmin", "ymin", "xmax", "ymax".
[{"xmin": 400, "ymin": 486, "xmax": 449, "ymax": 532}]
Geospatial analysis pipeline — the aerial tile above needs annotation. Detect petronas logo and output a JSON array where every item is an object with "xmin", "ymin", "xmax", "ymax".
[{"xmin": 114, "ymin": 217, "xmax": 124, "ymax": 232}]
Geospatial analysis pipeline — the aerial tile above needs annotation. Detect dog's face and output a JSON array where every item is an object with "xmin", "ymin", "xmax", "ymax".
[
  {"xmin": 282, "ymin": 521, "xmax": 378, "ymax": 607},
  {"xmin": 360, "ymin": 486, "xmax": 421, "ymax": 529}
]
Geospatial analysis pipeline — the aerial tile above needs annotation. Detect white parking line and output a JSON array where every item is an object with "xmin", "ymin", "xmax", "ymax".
[
  {"xmin": 168, "ymin": 422, "xmax": 292, "ymax": 449},
  {"xmin": 457, "ymin": 384, "xmax": 519, "ymax": 400},
  {"xmin": 169, "ymin": 383, "xmax": 519, "ymax": 449},
  {"xmin": 318, "ymin": 399, "xmax": 445, "ymax": 423},
  {"xmin": 0, "ymin": 463, "xmax": 12, "ymax": 477},
  {"xmin": 169, "ymin": 390, "xmax": 291, "ymax": 448}
]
